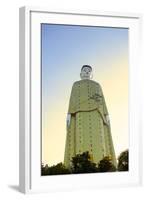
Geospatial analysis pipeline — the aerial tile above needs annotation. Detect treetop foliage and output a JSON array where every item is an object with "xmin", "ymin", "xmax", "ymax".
[{"xmin": 41, "ymin": 150, "xmax": 128, "ymax": 175}]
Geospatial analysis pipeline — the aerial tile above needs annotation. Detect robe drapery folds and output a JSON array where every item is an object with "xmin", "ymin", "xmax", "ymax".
[{"xmin": 64, "ymin": 79, "xmax": 117, "ymax": 168}]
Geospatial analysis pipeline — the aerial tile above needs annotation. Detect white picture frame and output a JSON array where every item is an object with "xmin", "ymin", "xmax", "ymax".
[{"xmin": 19, "ymin": 6, "xmax": 142, "ymax": 194}]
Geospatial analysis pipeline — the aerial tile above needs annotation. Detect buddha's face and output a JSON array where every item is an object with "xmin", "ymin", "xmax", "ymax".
[{"xmin": 80, "ymin": 66, "xmax": 92, "ymax": 80}]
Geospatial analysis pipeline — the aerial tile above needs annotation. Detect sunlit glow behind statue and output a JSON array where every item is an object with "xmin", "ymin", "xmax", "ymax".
[{"xmin": 64, "ymin": 65, "xmax": 116, "ymax": 168}]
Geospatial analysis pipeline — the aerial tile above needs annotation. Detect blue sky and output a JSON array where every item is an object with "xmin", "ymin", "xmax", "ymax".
[{"xmin": 41, "ymin": 24, "xmax": 128, "ymax": 107}]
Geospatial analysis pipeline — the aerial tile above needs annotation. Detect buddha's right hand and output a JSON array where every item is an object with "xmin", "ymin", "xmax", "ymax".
[{"xmin": 66, "ymin": 113, "xmax": 71, "ymax": 128}]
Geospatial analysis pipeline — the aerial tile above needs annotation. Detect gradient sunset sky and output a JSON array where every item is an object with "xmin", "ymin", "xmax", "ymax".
[{"xmin": 41, "ymin": 24, "xmax": 129, "ymax": 165}]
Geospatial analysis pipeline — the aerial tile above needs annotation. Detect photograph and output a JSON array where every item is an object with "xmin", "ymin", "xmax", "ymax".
[{"xmin": 41, "ymin": 23, "xmax": 129, "ymax": 176}]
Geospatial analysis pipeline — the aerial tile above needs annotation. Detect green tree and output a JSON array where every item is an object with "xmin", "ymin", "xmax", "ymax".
[
  {"xmin": 71, "ymin": 151, "xmax": 98, "ymax": 173},
  {"xmin": 118, "ymin": 150, "xmax": 129, "ymax": 171},
  {"xmin": 41, "ymin": 162, "xmax": 71, "ymax": 175},
  {"xmin": 41, "ymin": 163, "xmax": 49, "ymax": 175},
  {"xmin": 97, "ymin": 156, "xmax": 116, "ymax": 172},
  {"xmin": 48, "ymin": 162, "xmax": 71, "ymax": 175}
]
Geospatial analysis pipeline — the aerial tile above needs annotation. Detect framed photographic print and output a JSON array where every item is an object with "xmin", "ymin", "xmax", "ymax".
[{"xmin": 19, "ymin": 6, "xmax": 142, "ymax": 193}]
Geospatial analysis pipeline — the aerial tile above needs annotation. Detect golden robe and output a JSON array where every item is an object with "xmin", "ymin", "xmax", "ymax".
[{"xmin": 64, "ymin": 79, "xmax": 116, "ymax": 168}]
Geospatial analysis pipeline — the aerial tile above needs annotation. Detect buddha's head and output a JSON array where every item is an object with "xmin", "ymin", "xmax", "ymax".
[{"xmin": 80, "ymin": 65, "xmax": 93, "ymax": 80}]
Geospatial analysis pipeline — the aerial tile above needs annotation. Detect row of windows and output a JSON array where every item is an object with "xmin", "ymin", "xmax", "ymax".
[
  {"xmin": 67, "ymin": 149, "xmax": 107, "ymax": 157},
  {"xmin": 67, "ymin": 145, "xmax": 107, "ymax": 156},
  {"xmin": 75, "ymin": 127, "xmax": 102, "ymax": 133},
  {"xmin": 67, "ymin": 131, "xmax": 113, "ymax": 154}
]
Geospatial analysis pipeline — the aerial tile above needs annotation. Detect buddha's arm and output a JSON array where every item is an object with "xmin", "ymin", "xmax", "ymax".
[
  {"xmin": 105, "ymin": 115, "xmax": 110, "ymax": 125},
  {"xmin": 99, "ymin": 84, "xmax": 110, "ymax": 126},
  {"xmin": 67, "ymin": 83, "xmax": 76, "ymax": 127},
  {"xmin": 66, "ymin": 113, "xmax": 71, "ymax": 127},
  {"xmin": 103, "ymin": 96, "xmax": 110, "ymax": 125}
]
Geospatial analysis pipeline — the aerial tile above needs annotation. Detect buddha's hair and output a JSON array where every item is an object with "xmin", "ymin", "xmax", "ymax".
[{"xmin": 81, "ymin": 65, "xmax": 92, "ymax": 71}]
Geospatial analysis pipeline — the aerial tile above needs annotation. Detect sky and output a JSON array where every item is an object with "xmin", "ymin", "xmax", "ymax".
[{"xmin": 41, "ymin": 23, "xmax": 129, "ymax": 165}]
